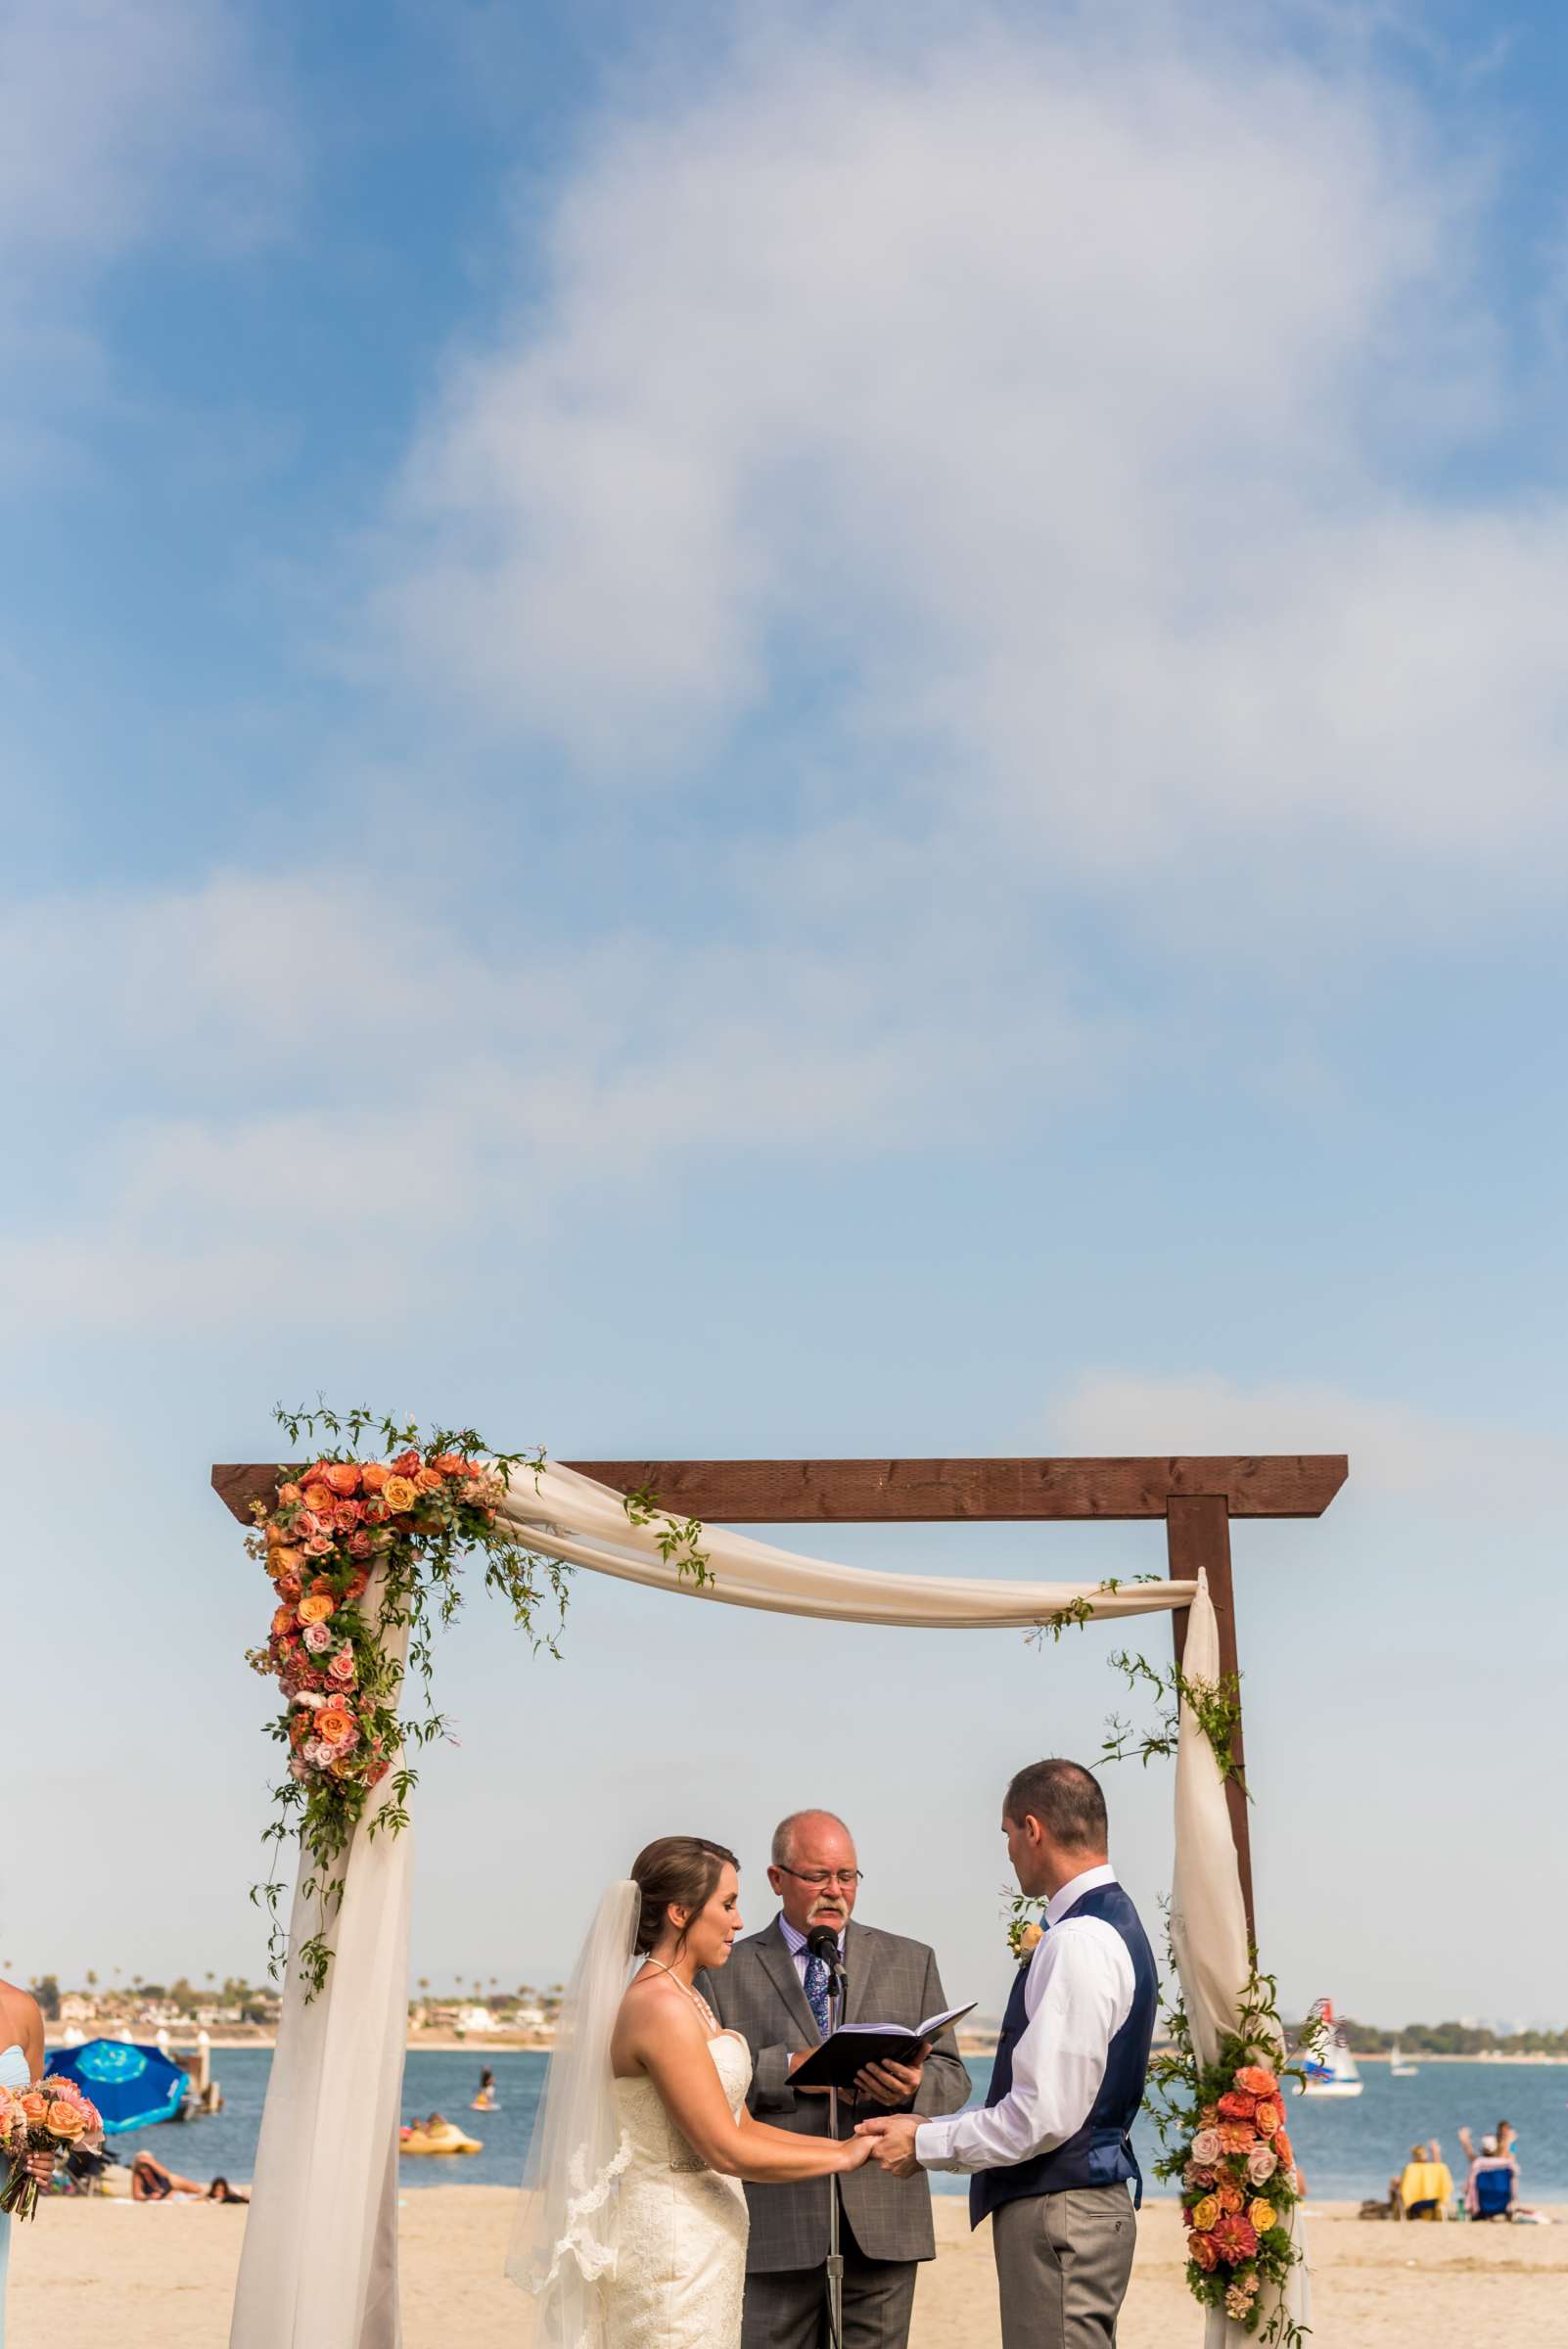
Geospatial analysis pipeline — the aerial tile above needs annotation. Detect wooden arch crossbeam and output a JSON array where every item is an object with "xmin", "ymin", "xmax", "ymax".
[{"xmin": 212, "ymin": 1452, "xmax": 1348, "ymax": 1942}]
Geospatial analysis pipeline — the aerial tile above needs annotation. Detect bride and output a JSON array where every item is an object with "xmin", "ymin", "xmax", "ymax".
[{"xmin": 510, "ymin": 1835, "xmax": 871, "ymax": 2347}]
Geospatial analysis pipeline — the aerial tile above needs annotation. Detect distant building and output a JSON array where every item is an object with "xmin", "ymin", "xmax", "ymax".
[{"xmin": 456, "ymin": 2004, "xmax": 497, "ymax": 2034}]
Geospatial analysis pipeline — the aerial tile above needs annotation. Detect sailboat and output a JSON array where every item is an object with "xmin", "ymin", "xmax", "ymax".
[
  {"xmin": 1390, "ymin": 2041, "xmax": 1419, "ymax": 2077},
  {"xmin": 1297, "ymin": 1998, "xmax": 1363, "ymax": 2097}
]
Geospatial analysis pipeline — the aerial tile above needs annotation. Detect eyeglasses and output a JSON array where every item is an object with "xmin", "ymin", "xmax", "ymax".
[{"xmin": 775, "ymin": 1866, "xmax": 863, "ymax": 1889}]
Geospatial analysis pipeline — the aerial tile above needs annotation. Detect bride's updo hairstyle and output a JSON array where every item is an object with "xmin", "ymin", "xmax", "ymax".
[{"xmin": 630, "ymin": 1836, "xmax": 738, "ymax": 1957}]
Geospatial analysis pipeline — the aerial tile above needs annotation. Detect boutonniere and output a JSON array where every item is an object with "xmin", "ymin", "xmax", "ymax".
[{"xmin": 1005, "ymin": 1900, "xmax": 1046, "ymax": 1961}]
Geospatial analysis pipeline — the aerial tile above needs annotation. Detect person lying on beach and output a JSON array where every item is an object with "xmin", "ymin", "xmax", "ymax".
[
  {"xmin": 207, "ymin": 2176, "xmax": 249, "ymax": 2204},
  {"xmin": 131, "ymin": 2151, "xmax": 204, "ymax": 2200}
]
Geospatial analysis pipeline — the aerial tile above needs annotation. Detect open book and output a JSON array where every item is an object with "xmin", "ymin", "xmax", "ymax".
[{"xmin": 788, "ymin": 2001, "xmax": 976, "ymax": 2093}]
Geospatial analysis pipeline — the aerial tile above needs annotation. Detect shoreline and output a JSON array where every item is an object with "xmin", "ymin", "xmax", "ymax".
[{"xmin": 45, "ymin": 2033, "xmax": 1568, "ymax": 2062}]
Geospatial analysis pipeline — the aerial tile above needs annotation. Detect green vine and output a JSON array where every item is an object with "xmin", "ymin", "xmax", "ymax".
[
  {"xmin": 247, "ymin": 1404, "xmax": 569, "ymax": 1998},
  {"xmin": 621, "ymin": 1485, "xmax": 715, "ymax": 1587},
  {"xmin": 1027, "ymin": 1573, "xmax": 1163, "ymax": 1645},
  {"xmin": 1096, "ymin": 1649, "xmax": 1247, "ymax": 1792}
]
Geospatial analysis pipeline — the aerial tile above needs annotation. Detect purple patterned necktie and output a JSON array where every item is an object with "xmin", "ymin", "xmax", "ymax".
[{"xmin": 803, "ymin": 1950, "xmax": 832, "ymax": 2037}]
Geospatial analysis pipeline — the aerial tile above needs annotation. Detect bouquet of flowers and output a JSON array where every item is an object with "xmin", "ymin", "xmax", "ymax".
[
  {"xmin": 1176, "ymin": 2056, "xmax": 1303, "ymax": 2329},
  {"xmin": 0, "ymin": 2077, "xmax": 104, "ymax": 2219}
]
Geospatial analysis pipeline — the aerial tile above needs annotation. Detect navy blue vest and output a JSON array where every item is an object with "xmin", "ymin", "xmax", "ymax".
[{"xmin": 970, "ymin": 1880, "xmax": 1157, "ymax": 2229}]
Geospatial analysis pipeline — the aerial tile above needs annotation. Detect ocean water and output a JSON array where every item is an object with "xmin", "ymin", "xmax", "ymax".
[{"xmin": 96, "ymin": 2049, "xmax": 1568, "ymax": 2204}]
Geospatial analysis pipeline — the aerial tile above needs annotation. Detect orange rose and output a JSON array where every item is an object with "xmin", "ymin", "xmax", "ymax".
[
  {"xmin": 413, "ymin": 1464, "xmax": 442, "ymax": 1491},
  {"xmin": 271, "ymin": 1605, "xmax": 297, "ymax": 1637},
  {"xmin": 297, "ymin": 1593, "xmax": 335, "ymax": 1626},
  {"xmin": 47, "ymin": 2098, "xmax": 86, "ymax": 2139},
  {"xmin": 360, "ymin": 1461, "xmax": 391, "ymax": 1493},
  {"xmin": 1247, "ymin": 2199, "xmax": 1276, "ymax": 2234},
  {"xmin": 332, "ymin": 1499, "xmax": 362, "ymax": 1532},
  {"xmin": 361, "ymin": 1495, "xmax": 389, "ymax": 1523},
  {"xmin": 289, "ymin": 1714, "xmax": 312, "ymax": 1747},
  {"xmin": 1235, "ymin": 2065, "xmax": 1279, "ymax": 2098},
  {"xmin": 325, "ymin": 1462, "xmax": 361, "ymax": 1497},
  {"xmin": 301, "ymin": 1482, "xmax": 335, "ymax": 1518},
  {"xmin": 432, "ymin": 1452, "xmax": 465, "ymax": 1476},
  {"xmin": 271, "ymin": 1545, "xmax": 303, "ymax": 1578},
  {"xmin": 1272, "ymin": 2130, "xmax": 1294, "ymax": 2169},
  {"xmin": 343, "ymin": 1570, "xmax": 369, "ymax": 1601},
  {"xmin": 1253, "ymin": 2099, "xmax": 1282, "ymax": 2138},
  {"xmin": 392, "ymin": 1449, "xmax": 422, "ymax": 1476},
  {"xmin": 264, "ymin": 1519, "xmax": 287, "ymax": 1548},
  {"xmin": 1188, "ymin": 2230, "xmax": 1220, "ymax": 2272},
  {"xmin": 20, "ymin": 2092, "xmax": 48, "ymax": 2123},
  {"xmin": 1217, "ymin": 2179, "xmax": 1244, "ymax": 2215},
  {"xmin": 277, "ymin": 1481, "xmax": 304, "ymax": 1507},
  {"xmin": 383, "ymin": 1476, "xmax": 417, "ymax": 1513},
  {"xmin": 1218, "ymin": 2090, "xmax": 1257, "ymax": 2120},
  {"xmin": 316, "ymin": 1704, "xmax": 355, "ymax": 1747},
  {"xmin": 276, "ymin": 1573, "xmax": 303, "ymax": 1602}
]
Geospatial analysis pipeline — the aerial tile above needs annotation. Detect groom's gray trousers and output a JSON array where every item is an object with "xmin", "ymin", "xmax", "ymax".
[
  {"xmin": 697, "ymin": 1916, "xmax": 970, "ymax": 2349},
  {"xmin": 991, "ymin": 2186, "xmax": 1137, "ymax": 2349}
]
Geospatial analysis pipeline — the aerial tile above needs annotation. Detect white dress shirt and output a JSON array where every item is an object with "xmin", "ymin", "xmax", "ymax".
[{"xmin": 915, "ymin": 1865, "xmax": 1134, "ymax": 2173}]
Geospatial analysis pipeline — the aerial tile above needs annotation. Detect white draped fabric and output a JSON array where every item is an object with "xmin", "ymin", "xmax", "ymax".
[
  {"xmin": 492, "ymin": 1460, "xmax": 1199, "ymax": 1629},
  {"xmin": 228, "ymin": 1461, "xmax": 1304, "ymax": 2348},
  {"xmin": 1172, "ymin": 1578, "xmax": 1310, "ymax": 2348},
  {"xmin": 230, "ymin": 1573, "xmax": 411, "ymax": 2349}
]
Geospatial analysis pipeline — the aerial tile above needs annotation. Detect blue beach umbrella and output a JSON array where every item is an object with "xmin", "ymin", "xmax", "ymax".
[{"xmin": 46, "ymin": 2039, "xmax": 189, "ymax": 2133}]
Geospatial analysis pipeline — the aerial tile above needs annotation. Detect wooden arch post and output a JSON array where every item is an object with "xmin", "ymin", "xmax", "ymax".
[{"xmin": 213, "ymin": 1451, "xmax": 1347, "ymax": 1946}]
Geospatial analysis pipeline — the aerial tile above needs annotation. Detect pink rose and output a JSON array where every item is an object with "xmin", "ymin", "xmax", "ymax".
[
  {"xmin": 302, "ymin": 1738, "xmax": 331, "ymax": 1767},
  {"xmin": 328, "ymin": 1650, "xmax": 356, "ymax": 1685},
  {"xmin": 304, "ymin": 1533, "xmax": 334, "ymax": 1557},
  {"xmin": 347, "ymin": 1531, "xmax": 372, "ymax": 1557},
  {"xmin": 1190, "ymin": 2128, "xmax": 1222, "ymax": 2166},
  {"xmin": 1246, "ymin": 2143, "xmax": 1278, "ymax": 2187},
  {"xmin": 302, "ymin": 1622, "xmax": 333, "ymax": 1653},
  {"xmin": 289, "ymin": 1756, "xmax": 310, "ymax": 1781}
]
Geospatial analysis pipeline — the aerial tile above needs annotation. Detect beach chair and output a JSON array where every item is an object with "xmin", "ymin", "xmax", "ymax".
[{"xmin": 1473, "ymin": 2165, "xmax": 1515, "ymax": 2221}]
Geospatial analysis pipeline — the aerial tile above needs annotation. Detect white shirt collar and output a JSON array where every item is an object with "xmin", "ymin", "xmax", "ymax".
[
  {"xmin": 1044, "ymin": 1862, "xmax": 1117, "ymax": 1928},
  {"xmin": 778, "ymin": 1912, "xmax": 845, "ymax": 1958}
]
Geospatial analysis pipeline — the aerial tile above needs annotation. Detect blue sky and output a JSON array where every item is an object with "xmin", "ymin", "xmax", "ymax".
[{"xmin": 6, "ymin": 0, "xmax": 1568, "ymax": 2030}]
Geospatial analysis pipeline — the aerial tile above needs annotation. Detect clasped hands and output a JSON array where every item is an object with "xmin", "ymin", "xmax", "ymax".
[{"xmin": 853, "ymin": 2113, "xmax": 923, "ymax": 2177}]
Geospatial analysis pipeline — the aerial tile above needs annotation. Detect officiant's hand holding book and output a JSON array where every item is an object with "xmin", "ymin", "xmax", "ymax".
[{"xmin": 786, "ymin": 2001, "xmax": 976, "ymax": 2095}]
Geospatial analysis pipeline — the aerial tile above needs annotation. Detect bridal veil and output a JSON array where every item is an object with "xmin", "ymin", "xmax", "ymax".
[{"xmin": 507, "ymin": 1879, "xmax": 640, "ymax": 2346}]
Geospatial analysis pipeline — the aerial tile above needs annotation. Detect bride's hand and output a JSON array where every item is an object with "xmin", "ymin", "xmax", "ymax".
[{"xmin": 836, "ymin": 2133, "xmax": 877, "ymax": 2170}]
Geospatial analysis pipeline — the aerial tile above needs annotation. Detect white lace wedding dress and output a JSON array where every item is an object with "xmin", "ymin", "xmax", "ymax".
[{"xmin": 603, "ymin": 2031, "xmax": 752, "ymax": 2349}]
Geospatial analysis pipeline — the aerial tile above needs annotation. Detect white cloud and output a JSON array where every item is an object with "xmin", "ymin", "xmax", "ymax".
[
  {"xmin": 0, "ymin": 0, "xmax": 291, "ymax": 471},
  {"xmin": 1053, "ymin": 1368, "xmax": 1568, "ymax": 1513},
  {"xmin": 364, "ymin": 11, "xmax": 1568, "ymax": 912},
  {"xmin": 0, "ymin": 859, "xmax": 1115, "ymax": 1329}
]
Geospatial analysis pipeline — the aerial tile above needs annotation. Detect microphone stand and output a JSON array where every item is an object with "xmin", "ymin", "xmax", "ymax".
[{"xmin": 821, "ymin": 1941, "xmax": 848, "ymax": 2349}]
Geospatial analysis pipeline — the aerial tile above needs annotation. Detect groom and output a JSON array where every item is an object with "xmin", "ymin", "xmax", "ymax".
[
  {"xmin": 858, "ymin": 1761, "xmax": 1156, "ymax": 2348},
  {"xmin": 697, "ymin": 1807, "xmax": 969, "ymax": 2349}
]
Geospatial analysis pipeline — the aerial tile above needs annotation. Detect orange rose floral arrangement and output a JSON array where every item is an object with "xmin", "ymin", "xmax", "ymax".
[
  {"xmin": 245, "ymin": 1405, "xmax": 569, "ymax": 1996},
  {"xmin": 0, "ymin": 2077, "xmax": 103, "ymax": 2220},
  {"xmin": 1146, "ymin": 1974, "xmax": 1312, "ymax": 2340}
]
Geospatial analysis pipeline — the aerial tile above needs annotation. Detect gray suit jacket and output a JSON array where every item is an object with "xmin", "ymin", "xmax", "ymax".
[{"xmin": 697, "ymin": 1914, "xmax": 970, "ymax": 2272}]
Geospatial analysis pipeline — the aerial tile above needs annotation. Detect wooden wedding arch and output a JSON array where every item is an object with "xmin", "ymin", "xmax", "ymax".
[{"xmin": 212, "ymin": 1451, "xmax": 1348, "ymax": 1943}]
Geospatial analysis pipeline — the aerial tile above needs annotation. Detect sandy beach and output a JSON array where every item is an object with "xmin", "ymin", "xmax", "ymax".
[{"xmin": 10, "ymin": 2190, "xmax": 1562, "ymax": 2346}]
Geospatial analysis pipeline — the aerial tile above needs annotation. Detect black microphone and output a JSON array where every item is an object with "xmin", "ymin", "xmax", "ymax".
[{"xmin": 807, "ymin": 1924, "xmax": 845, "ymax": 1981}]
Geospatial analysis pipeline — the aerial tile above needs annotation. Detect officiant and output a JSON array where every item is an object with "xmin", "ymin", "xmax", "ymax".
[{"xmin": 697, "ymin": 1808, "xmax": 969, "ymax": 2349}]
